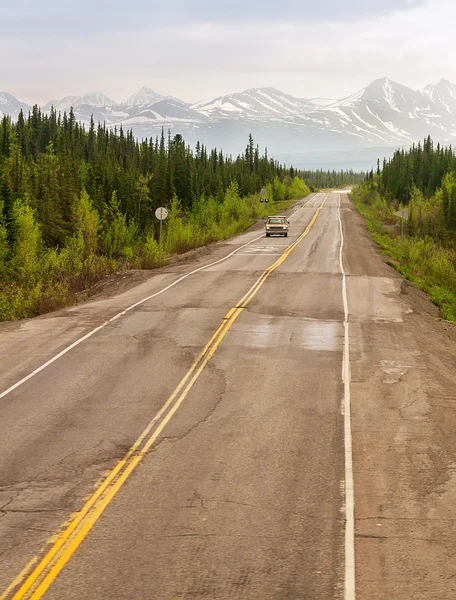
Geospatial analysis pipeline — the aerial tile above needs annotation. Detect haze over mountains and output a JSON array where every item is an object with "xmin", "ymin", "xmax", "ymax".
[{"xmin": 2, "ymin": 78, "xmax": 456, "ymax": 170}]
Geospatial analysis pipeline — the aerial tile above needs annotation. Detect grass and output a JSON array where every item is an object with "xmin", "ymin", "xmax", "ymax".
[
  {"xmin": 351, "ymin": 188, "xmax": 456, "ymax": 324},
  {"xmin": 0, "ymin": 181, "xmax": 309, "ymax": 321}
]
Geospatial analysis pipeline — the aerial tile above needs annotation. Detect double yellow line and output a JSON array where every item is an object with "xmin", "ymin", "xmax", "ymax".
[{"xmin": 2, "ymin": 195, "xmax": 327, "ymax": 600}]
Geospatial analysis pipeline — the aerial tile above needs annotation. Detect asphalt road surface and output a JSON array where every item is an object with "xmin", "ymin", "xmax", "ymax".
[{"xmin": 1, "ymin": 192, "xmax": 455, "ymax": 600}]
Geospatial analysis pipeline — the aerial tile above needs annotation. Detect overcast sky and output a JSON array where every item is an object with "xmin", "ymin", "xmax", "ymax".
[{"xmin": 1, "ymin": 0, "xmax": 455, "ymax": 105}]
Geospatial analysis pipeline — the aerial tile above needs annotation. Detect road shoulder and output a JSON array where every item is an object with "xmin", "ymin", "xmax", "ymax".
[{"xmin": 342, "ymin": 192, "xmax": 456, "ymax": 599}]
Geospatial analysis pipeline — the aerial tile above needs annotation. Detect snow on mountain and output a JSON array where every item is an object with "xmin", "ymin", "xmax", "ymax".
[
  {"xmin": 138, "ymin": 98, "xmax": 207, "ymax": 121},
  {"xmin": 43, "ymin": 95, "xmax": 85, "ymax": 112},
  {"xmin": 321, "ymin": 77, "xmax": 456, "ymax": 144},
  {"xmin": 43, "ymin": 92, "xmax": 115, "ymax": 112},
  {"xmin": 0, "ymin": 92, "xmax": 31, "ymax": 119},
  {"xmin": 123, "ymin": 87, "xmax": 185, "ymax": 108},
  {"xmin": 310, "ymin": 97, "xmax": 336, "ymax": 107},
  {"xmin": 124, "ymin": 87, "xmax": 165, "ymax": 107},
  {"xmin": 115, "ymin": 98, "xmax": 209, "ymax": 128},
  {"xmin": 4, "ymin": 78, "xmax": 456, "ymax": 168},
  {"xmin": 192, "ymin": 87, "xmax": 316, "ymax": 120},
  {"xmin": 82, "ymin": 92, "xmax": 115, "ymax": 107},
  {"xmin": 420, "ymin": 79, "xmax": 456, "ymax": 115},
  {"xmin": 0, "ymin": 92, "xmax": 17, "ymax": 106}
]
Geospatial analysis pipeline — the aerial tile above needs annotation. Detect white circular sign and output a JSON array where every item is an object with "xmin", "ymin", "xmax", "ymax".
[{"xmin": 155, "ymin": 207, "xmax": 168, "ymax": 220}]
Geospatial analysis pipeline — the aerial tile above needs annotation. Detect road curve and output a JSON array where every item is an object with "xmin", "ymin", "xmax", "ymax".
[{"xmin": 1, "ymin": 192, "xmax": 455, "ymax": 600}]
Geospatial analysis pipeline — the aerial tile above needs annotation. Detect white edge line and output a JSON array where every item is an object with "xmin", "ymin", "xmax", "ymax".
[
  {"xmin": 0, "ymin": 196, "xmax": 316, "ymax": 401},
  {"xmin": 339, "ymin": 192, "xmax": 356, "ymax": 600}
]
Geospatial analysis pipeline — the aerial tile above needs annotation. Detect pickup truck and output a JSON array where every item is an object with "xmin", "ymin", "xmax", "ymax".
[{"xmin": 265, "ymin": 216, "xmax": 289, "ymax": 237}]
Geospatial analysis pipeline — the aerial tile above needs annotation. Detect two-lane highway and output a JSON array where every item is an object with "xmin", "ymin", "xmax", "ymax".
[
  {"xmin": 0, "ymin": 192, "xmax": 351, "ymax": 599},
  {"xmin": 1, "ymin": 191, "xmax": 456, "ymax": 599}
]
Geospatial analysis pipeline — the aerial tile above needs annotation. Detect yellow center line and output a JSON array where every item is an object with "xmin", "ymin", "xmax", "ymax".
[{"xmin": 2, "ymin": 195, "xmax": 328, "ymax": 600}]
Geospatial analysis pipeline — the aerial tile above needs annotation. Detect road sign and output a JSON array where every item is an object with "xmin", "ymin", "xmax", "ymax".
[
  {"xmin": 155, "ymin": 207, "xmax": 168, "ymax": 220},
  {"xmin": 394, "ymin": 207, "xmax": 408, "ymax": 237},
  {"xmin": 260, "ymin": 187, "xmax": 269, "ymax": 203},
  {"xmin": 155, "ymin": 207, "xmax": 168, "ymax": 265},
  {"xmin": 394, "ymin": 208, "xmax": 409, "ymax": 220}
]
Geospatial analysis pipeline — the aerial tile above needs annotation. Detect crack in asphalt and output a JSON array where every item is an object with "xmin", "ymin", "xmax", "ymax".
[
  {"xmin": 357, "ymin": 516, "xmax": 455, "ymax": 523},
  {"xmin": 0, "ymin": 508, "xmax": 66, "ymax": 514},
  {"xmin": 399, "ymin": 391, "xmax": 426, "ymax": 416},
  {"xmin": 2, "ymin": 524, "xmax": 53, "ymax": 533},
  {"xmin": 216, "ymin": 498, "xmax": 337, "ymax": 520},
  {"xmin": 0, "ymin": 537, "xmax": 35, "ymax": 559},
  {"xmin": 356, "ymin": 533, "xmax": 439, "ymax": 543},
  {"xmin": 192, "ymin": 491, "xmax": 205, "ymax": 509},
  {"xmin": 152, "ymin": 381, "xmax": 226, "ymax": 451},
  {"xmin": 158, "ymin": 533, "xmax": 297, "ymax": 539},
  {"xmin": 0, "ymin": 493, "xmax": 21, "ymax": 512}
]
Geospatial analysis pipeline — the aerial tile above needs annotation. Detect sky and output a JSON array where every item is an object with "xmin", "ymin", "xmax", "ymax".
[{"xmin": 1, "ymin": 0, "xmax": 456, "ymax": 105}]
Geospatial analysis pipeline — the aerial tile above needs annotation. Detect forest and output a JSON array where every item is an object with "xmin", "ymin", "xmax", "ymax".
[
  {"xmin": 301, "ymin": 169, "xmax": 364, "ymax": 190},
  {"xmin": 0, "ymin": 106, "xmax": 317, "ymax": 320},
  {"xmin": 353, "ymin": 136, "xmax": 456, "ymax": 322}
]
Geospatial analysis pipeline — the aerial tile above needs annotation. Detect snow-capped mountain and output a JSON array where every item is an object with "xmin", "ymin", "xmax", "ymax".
[
  {"xmin": 191, "ymin": 78, "xmax": 456, "ymax": 147},
  {"xmin": 42, "ymin": 95, "xmax": 84, "ymax": 112},
  {"xmin": 124, "ymin": 87, "xmax": 166, "ymax": 107},
  {"xmin": 321, "ymin": 77, "xmax": 456, "ymax": 145},
  {"xmin": 82, "ymin": 92, "xmax": 115, "ymax": 107},
  {"xmin": 123, "ymin": 87, "xmax": 184, "ymax": 108},
  {"xmin": 43, "ymin": 92, "xmax": 115, "ymax": 112},
  {"xmin": 310, "ymin": 97, "xmax": 336, "ymax": 107},
  {"xmin": 0, "ymin": 92, "xmax": 31, "ymax": 120},
  {"xmin": 420, "ymin": 79, "xmax": 456, "ymax": 115},
  {"xmin": 3, "ymin": 79, "xmax": 456, "ymax": 169},
  {"xmin": 192, "ymin": 87, "xmax": 316, "ymax": 120},
  {"xmin": 192, "ymin": 78, "xmax": 456, "ymax": 152}
]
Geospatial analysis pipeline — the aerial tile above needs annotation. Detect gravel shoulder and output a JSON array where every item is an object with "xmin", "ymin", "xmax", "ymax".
[{"xmin": 342, "ymin": 193, "xmax": 456, "ymax": 600}]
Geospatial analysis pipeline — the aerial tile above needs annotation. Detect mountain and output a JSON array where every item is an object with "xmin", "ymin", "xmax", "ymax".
[
  {"xmin": 192, "ymin": 87, "xmax": 316, "ymax": 120},
  {"xmin": 43, "ymin": 92, "xmax": 115, "ymax": 112},
  {"xmin": 420, "ymin": 79, "xmax": 456, "ymax": 115},
  {"xmin": 124, "ymin": 87, "xmax": 166, "ymax": 107},
  {"xmin": 309, "ymin": 97, "xmax": 336, "ymax": 107},
  {"xmin": 82, "ymin": 92, "xmax": 115, "ymax": 107},
  {"xmin": 320, "ymin": 77, "xmax": 456, "ymax": 145},
  {"xmin": 123, "ymin": 87, "xmax": 184, "ymax": 107},
  {"xmin": 3, "ymin": 79, "xmax": 456, "ymax": 169},
  {"xmin": 0, "ymin": 92, "xmax": 31, "ymax": 120}
]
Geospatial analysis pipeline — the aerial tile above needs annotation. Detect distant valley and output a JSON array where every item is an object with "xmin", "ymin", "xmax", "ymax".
[{"xmin": 2, "ymin": 78, "xmax": 456, "ymax": 170}]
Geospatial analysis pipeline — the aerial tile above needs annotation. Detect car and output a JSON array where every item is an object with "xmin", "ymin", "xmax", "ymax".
[{"xmin": 265, "ymin": 215, "xmax": 289, "ymax": 237}]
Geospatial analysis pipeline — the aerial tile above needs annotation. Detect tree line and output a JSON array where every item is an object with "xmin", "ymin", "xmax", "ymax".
[
  {"xmin": 354, "ymin": 136, "xmax": 456, "ymax": 322},
  {"xmin": 0, "ymin": 107, "xmax": 304, "ymax": 246},
  {"xmin": 365, "ymin": 136, "xmax": 456, "ymax": 237},
  {"xmin": 0, "ymin": 106, "xmax": 318, "ymax": 320}
]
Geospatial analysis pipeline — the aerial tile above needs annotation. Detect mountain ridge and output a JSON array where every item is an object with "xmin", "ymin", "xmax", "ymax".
[{"xmin": 2, "ymin": 78, "xmax": 456, "ymax": 168}]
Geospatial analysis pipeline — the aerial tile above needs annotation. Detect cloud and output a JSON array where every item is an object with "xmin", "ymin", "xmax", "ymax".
[
  {"xmin": 0, "ymin": 0, "xmax": 428, "ymax": 37},
  {"xmin": 152, "ymin": 0, "xmax": 427, "ymax": 23},
  {"xmin": 0, "ymin": 0, "xmax": 453, "ymax": 107}
]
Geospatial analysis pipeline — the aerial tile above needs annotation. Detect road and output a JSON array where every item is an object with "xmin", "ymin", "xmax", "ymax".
[{"xmin": 0, "ymin": 192, "xmax": 455, "ymax": 599}]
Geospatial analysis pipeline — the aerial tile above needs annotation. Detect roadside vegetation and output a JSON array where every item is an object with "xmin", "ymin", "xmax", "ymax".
[
  {"xmin": 352, "ymin": 136, "xmax": 456, "ymax": 323},
  {"xmin": 0, "ymin": 108, "xmax": 313, "ymax": 321}
]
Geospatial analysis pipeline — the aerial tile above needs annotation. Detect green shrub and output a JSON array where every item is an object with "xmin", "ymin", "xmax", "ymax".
[
  {"xmin": 352, "ymin": 187, "xmax": 456, "ymax": 324},
  {"xmin": 0, "ymin": 177, "xmax": 311, "ymax": 321}
]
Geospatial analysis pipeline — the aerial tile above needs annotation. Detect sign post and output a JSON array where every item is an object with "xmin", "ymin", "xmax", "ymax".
[
  {"xmin": 155, "ymin": 207, "xmax": 168, "ymax": 265},
  {"xmin": 394, "ymin": 207, "xmax": 409, "ymax": 238},
  {"xmin": 260, "ymin": 187, "xmax": 269, "ymax": 205}
]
